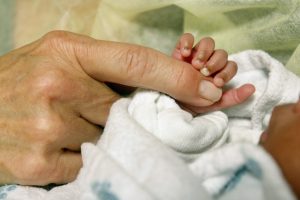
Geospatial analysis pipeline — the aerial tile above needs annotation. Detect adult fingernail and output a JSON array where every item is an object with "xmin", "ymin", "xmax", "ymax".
[
  {"xmin": 199, "ymin": 80, "xmax": 222, "ymax": 102},
  {"xmin": 200, "ymin": 67, "xmax": 210, "ymax": 76}
]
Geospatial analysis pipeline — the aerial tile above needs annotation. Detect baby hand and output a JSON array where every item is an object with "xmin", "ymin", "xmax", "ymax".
[
  {"xmin": 172, "ymin": 33, "xmax": 236, "ymax": 88},
  {"xmin": 172, "ymin": 33, "xmax": 255, "ymax": 113}
]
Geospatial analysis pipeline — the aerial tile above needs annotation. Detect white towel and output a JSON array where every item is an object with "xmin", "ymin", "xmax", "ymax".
[
  {"xmin": 225, "ymin": 50, "xmax": 300, "ymax": 143},
  {"xmin": 189, "ymin": 143, "xmax": 296, "ymax": 200},
  {"xmin": 3, "ymin": 50, "xmax": 299, "ymax": 200},
  {"xmin": 128, "ymin": 91, "xmax": 229, "ymax": 160},
  {"xmin": 80, "ymin": 99, "xmax": 211, "ymax": 200}
]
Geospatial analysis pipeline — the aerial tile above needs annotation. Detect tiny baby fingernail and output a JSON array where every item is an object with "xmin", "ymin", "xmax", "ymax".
[
  {"xmin": 182, "ymin": 45, "xmax": 190, "ymax": 55},
  {"xmin": 183, "ymin": 46, "xmax": 189, "ymax": 50},
  {"xmin": 200, "ymin": 67, "xmax": 210, "ymax": 76},
  {"xmin": 199, "ymin": 80, "xmax": 222, "ymax": 102}
]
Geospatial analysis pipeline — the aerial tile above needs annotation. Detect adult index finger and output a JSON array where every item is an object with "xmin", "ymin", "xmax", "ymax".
[{"xmin": 62, "ymin": 31, "xmax": 222, "ymax": 106}]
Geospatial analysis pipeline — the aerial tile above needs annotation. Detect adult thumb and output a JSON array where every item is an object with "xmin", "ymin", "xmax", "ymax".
[{"xmin": 71, "ymin": 33, "xmax": 221, "ymax": 106}]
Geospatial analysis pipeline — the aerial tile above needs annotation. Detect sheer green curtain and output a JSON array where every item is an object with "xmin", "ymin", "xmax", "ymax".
[
  {"xmin": 96, "ymin": 0, "xmax": 300, "ymax": 75},
  {"xmin": 0, "ymin": 0, "xmax": 15, "ymax": 56}
]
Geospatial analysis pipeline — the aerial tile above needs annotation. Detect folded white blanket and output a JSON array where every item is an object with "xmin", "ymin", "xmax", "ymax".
[
  {"xmin": 225, "ymin": 50, "xmax": 300, "ymax": 143},
  {"xmin": 3, "ymin": 50, "xmax": 300, "ymax": 200},
  {"xmin": 128, "ymin": 90, "xmax": 229, "ymax": 160}
]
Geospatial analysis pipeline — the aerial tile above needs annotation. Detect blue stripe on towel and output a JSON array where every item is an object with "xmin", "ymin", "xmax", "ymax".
[
  {"xmin": 0, "ymin": 0, "xmax": 15, "ymax": 56},
  {"xmin": 91, "ymin": 181, "xmax": 119, "ymax": 200},
  {"xmin": 216, "ymin": 158, "xmax": 262, "ymax": 197},
  {"xmin": 0, "ymin": 185, "xmax": 17, "ymax": 200}
]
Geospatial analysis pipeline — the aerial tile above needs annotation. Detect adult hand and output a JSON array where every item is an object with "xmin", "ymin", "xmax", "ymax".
[{"xmin": 0, "ymin": 31, "xmax": 253, "ymax": 185}]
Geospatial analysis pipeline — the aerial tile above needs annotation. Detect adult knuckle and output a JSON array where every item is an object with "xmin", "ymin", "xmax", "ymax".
[
  {"xmin": 120, "ymin": 46, "xmax": 155, "ymax": 81},
  {"xmin": 42, "ymin": 31, "xmax": 70, "ymax": 45},
  {"xmin": 31, "ymin": 69, "xmax": 67, "ymax": 99},
  {"xmin": 38, "ymin": 31, "xmax": 75, "ymax": 55},
  {"xmin": 172, "ymin": 66, "xmax": 194, "ymax": 93},
  {"xmin": 31, "ymin": 114, "xmax": 64, "ymax": 145},
  {"xmin": 173, "ymin": 66, "xmax": 186, "ymax": 86}
]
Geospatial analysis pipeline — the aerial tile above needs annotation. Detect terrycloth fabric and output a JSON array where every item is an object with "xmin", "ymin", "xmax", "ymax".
[
  {"xmin": 2, "ymin": 0, "xmax": 300, "ymax": 75},
  {"xmin": 225, "ymin": 50, "xmax": 300, "ymax": 143},
  {"xmin": 189, "ymin": 143, "xmax": 296, "ymax": 200},
  {"xmin": 1, "ymin": 50, "xmax": 299, "ymax": 200},
  {"xmin": 128, "ymin": 91, "xmax": 229, "ymax": 159}
]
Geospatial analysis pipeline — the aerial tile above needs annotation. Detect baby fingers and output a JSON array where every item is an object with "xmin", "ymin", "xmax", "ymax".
[
  {"xmin": 172, "ymin": 33, "xmax": 194, "ymax": 60},
  {"xmin": 200, "ymin": 49, "xmax": 228, "ymax": 77},
  {"xmin": 213, "ymin": 61, "xmax": 237, "ymax": 87},
  {"xmin": 179, "ymin": 33, "xmax": 194, "ymax": 57},
  {"xmin": 191, "ymin": 37, "xmax": 215, "ymax": 69}
]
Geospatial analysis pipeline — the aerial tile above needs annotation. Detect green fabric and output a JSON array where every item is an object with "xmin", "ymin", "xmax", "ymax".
[
  {"xmin": 95, "ymin": 0, "xmax": 300, "ymax": 75},
  {"xmin": 0, "ymin": 0, "xmax": 14, "ymax": 56},
  {"xmin": 287, "ymin": 44, "xmax": 300, "ymax": 74}
]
